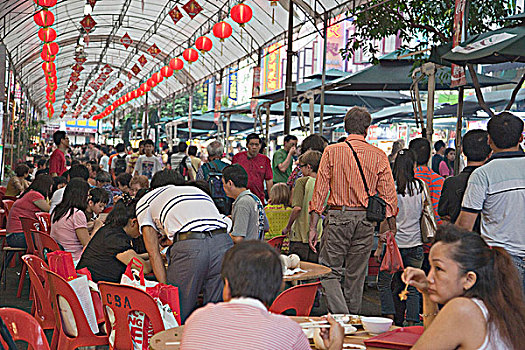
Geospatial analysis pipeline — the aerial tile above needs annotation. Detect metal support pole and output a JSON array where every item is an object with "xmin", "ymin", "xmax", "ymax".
[
  {"xmin": 188, "ymin": 86, "xmax": 194, "ymax": 141},
  {"xmin": 319, "ymin": 13, "xmax": 328, "ymax": 135},
  {"xmin": 309, "ymin": 97, "xmax": 315, "ymax": 135},
  {"xmin": 425, "ymin": 63, "xmax": 436, "ymax": 143},
  {"xmin": 283, "ymin": 0, "xmax": 294, "ymax": 135},
  {"xmin": 454, "ymin": 87, "xmax": 464, "ymax": 174},
  {"xmin": 143, "ymin": 92, "xmax": 149, "ymax": 139},
  {"xmin": 226, "ymin": 114, "xmax": 231, "ymax": 148}
]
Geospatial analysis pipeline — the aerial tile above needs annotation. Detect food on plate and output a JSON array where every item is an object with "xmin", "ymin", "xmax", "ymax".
[
  {"xmin": 348, "ymin": 315, "xmax": 362, "ymax": 325},
  {"xmin": 288, "ymin": 254, "xmax": 300, "ymax": 269}
]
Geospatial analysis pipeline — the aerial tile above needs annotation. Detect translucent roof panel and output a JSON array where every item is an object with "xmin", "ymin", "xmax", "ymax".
[{"xmin": 0, "ymin": 0, "xmax": 368, "ymax": 119}]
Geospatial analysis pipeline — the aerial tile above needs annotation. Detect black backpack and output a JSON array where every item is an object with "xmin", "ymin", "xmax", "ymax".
[
  {"xmin": 206, "ymin": 161, "xmax": 232, "ymax": 215},
  {"xmin": 114, "ymin": 154, "xmax": 127, "ymax": 176}
]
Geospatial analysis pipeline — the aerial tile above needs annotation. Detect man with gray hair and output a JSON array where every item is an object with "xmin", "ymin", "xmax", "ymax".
[
  {"xmin": 197, "ymin": 140, "xmax": 233, "ymax": 215},
  {"xmin": 309, "ymin": 106, "xmax": 397, "ymax": 314}
]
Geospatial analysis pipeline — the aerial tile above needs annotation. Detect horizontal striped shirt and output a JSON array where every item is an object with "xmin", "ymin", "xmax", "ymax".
[
  {"xmin": 414, "ymin": 166, "xmax": 444, "ymax": 225},
  {"xmin": 136, "ymin": 185, "xmax": 231, "ymax": 240},
  {"xmin": 180, "ymin": 298, "xmax": 311, "ymax": 350},
  {"xmin": 309, "ymin": 135, "xmax": 397, "ymax": 217}
]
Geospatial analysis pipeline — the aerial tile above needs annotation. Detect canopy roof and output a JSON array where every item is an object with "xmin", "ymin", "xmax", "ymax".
[
  {"xmin": 326, "ymin": 60, "xmax": 514, "ymax": 91},
  {"xmin": 430, "ymin": 25, "xmax": 525, "ymax": 66},
  {"xmin": 1, "ymin": 0, "xmax": 366, "ymax": 118}
]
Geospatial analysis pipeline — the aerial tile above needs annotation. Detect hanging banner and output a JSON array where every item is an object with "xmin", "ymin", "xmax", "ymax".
[
  {"xmin": 451, "ymin": 0, "xmax": 467, "ymax": 88},
  {"xmin": 228, "ymin": 69, "xmax": 237, "ymax": 101},
  {"xmin": 263, "ymin": 43, "xmax": 281, "ymax": 93},
  {"xmin": 214, "ymin": 84, "xmax": 222, "ymax": 125},
  {"xmin": 251, "ymin": 66, "xmax": 261, "ymax": 116}
]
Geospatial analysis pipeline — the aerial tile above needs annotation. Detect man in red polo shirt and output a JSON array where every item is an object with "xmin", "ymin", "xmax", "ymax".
[
  {"xmin": 232, "ymin": 133, "xmax": 273, "ymax": 204},
  {"xmin": 49, "ymin": 130, "xmax": 69, "ymax": 177}
]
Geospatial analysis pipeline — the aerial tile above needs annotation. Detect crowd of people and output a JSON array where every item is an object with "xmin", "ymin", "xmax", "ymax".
[{"xmin": 3, "ymin": 106, "xmax": 525, "ymax": 349}]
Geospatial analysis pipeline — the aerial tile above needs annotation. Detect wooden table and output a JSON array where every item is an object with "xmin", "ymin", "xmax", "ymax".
[
  {"xmin": 283, "ymin": 261, "xmax": 332, "ymax": 283},
  {"xmin": 149, "ymin": 316, "xmax": 396, "ymax": 350}
]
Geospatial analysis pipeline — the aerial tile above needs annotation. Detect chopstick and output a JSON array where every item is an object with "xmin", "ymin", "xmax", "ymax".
[
  {"xmin": 165, "ymin": 342, "xmax": 181, "ymax": 345},
  {"xmin": 301, "ymin": 324, "xmax": 331, "ymax": 329}
]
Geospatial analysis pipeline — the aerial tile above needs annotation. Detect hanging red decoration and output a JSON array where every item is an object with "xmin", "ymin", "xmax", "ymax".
[
  {"xmin": 195, "ymin": 36, "xmax": 213, "ymax": 54},
  {"xmin": 80, "ymin": 14, "xmax": 96, "ymax": 33},
  {"xmin": 131, "ymin": 64, "xmax": 141, "ymax": 75},
  {"xmin": 34, "ymin": 10, "xmax": 55, "ymax": 27},
  {"xmin": 168, "ymin": 6, "xmax": 184, "ymax": 25},
  {"xmin": 182, "ymin": 48, "xmax": 199, "ymax": 63},
  {"xmin": 42, "ymin": 42, "xmax": 59, "ymax": 56},
  {"xmin": 42, "ymin": 62, "xmax": 55, "ymax": 73},
  {"xmin": 182, "ymin": 0, "xmax": 203, "ymax": 19},
  {"xmin": 138, "ymin": 55, "xmax": 148, "ymax": 66},
  {"xmin": 230, "ymin": 3, "xmax": 253, "ymax": 27},
  {"xmin": 41, "ymin": 49, "xmax": 56, "ymax": 61},
  {"xmin": 147, "ymin": 43, "xmax": 161, "ymax": 58},
  {"xmin": 161, "ymin": 65, "xmax": 174, "ymax": 78},
  {"xmin": 120, "ymin": 33, "xmax": 133, "ymax": 49},
  {"xmin": 38, "ymin": 27, "xmax": 56, "ymax": 42},
  {"xmin": 34, "ymin": 0, "xmax": 57, "ymax": 7},
  {"xmin": 152, "ymin": 72, "xmax": 164, "ymax": 84},
  {"xmin": 169, "ymin": 57, "xmax": 184, "ymax": 71},
  {"xmin": 213, "ymin": 22, "xmax": 233, "ymax": 41},
  {"xmin": 147, "ymin": 78, "xmax": 157, "ymax": 88}
]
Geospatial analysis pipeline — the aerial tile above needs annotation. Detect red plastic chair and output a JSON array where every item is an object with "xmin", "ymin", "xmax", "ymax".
[
  {"xmin": 18, "ymin": 216, "xmax": 42, "ymax": 298},
  {"xmin": 0, "ymin": 307, "xmax": 50, "ymax": 350},
  {"xmin": 269, "ymin": 281, "xmax": 321, "ymax": 316},
  {"xmin": 46, "ymin": 270, "xmax": 109, "ymax": 349},
  {"xmin": 35, "ymin": 212, "xmax": 51, "ymax": 234},
  {"xmin": 21, "ymin": 254, "xmax": 58, "ymax": 349},
  {"xmin": 267, "ymin": 235, "xmax": 286, "ymax": 252},
  {"xmin": 98, "ymin": 281, "xmax": 165, "ymax": 350},
  {"xmin": 33, "ymin": 230, "xmax": 60, "ymax": 262}
]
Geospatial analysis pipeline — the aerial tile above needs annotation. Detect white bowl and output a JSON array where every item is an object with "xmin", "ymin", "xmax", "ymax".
[{"xmin": 361, "ymin": 317, "xmax": 393, "ymax": 334}]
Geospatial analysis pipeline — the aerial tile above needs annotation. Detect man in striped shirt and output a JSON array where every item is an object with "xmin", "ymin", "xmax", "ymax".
[
  {"xmin": 181, "ymin": 240, "xmax": 344, "ymax": 350},
  {"xmin": 136, "ymin": 169, "xmax": 233, "ymax": 323},
  {"xmin": 309, "ymin": 107, "xmax": 398, "ymax": 314}
]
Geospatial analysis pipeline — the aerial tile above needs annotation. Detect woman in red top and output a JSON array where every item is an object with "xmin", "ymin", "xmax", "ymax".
[{"xmin": 6, "ymin": 174, "xmax": 53, "ymax": 248}]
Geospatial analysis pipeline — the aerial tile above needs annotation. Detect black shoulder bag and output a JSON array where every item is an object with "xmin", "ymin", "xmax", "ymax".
[{"xmin": 345, "ymin": 141, "xmax": 386, "ymax": 222}]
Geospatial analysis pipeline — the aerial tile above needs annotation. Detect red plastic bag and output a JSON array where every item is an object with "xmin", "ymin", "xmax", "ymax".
[
  {"xmin": 146, "ymin": 283, "xmax": 182, "ymax": 326},
  {"xmin": 47, "ymin": 251, "xmax": 77, "ymax": 280},
  {"xmin": 380, "ymin": 231, "xmax": 404, "ymax": 273}
]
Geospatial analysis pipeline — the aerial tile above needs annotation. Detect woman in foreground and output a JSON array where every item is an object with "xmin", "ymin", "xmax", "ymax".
[{"xmin": 404, "ymin": 225, "xmax": 525, "ymax": 349}]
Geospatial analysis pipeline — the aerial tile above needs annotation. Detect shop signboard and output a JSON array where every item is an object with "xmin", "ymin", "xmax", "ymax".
[
  {"xmin": 451, "ymin": 0, "xmax": 467, "ymax": 87},
  {"xmin": 65, "ymin": 119, "xmax": 98, "ymax": 133},
  {"xmin": 251, "ymin": 66, "xmax": 261, "ymax": 115},
  {"xmin": 214, "ymin": 84, "xmax": 222, "ymax": 124},
  {"xmin": 325, "ymin": 15, "xmax": 346, "ymax": 71},
  {"xmin": 228, "ymin": 69, "xmax": 238, "ymax": 101},
  {"xmin": 263, "ymin": 43, "xmax": 281, "ymax": 93}
]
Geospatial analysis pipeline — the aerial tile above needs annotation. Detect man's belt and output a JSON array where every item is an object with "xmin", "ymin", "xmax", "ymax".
[
  {"xmin": 175, "ymin": 228, "xmax": 227, "ymax": 242},
  {"xmin": 328, "ymin": 205, "xmax": 366, "ymax": 211}
]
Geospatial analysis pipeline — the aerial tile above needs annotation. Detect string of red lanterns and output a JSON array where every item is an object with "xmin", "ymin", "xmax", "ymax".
[
  {"xmin": 34, "ymin": 3, "xmax": 58, "ymax": 118},
  {"xmin": 93, "ymin": 2, "xmax": 256, "ymax": 121}
]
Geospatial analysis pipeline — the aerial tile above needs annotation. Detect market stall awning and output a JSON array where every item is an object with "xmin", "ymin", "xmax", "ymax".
[
  {"xmin": 327, "ymin": 60, "xmax": 515, "ymax": 91},
  {"xmin": 430, "ymin": 25, "xmax": 525, "ymax": 66}
]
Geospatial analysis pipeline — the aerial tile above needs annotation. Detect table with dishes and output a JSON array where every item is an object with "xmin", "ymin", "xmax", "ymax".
[
  {"xmin": 149, "ymin": 315, "xmax": 400, "ymax": 350},
  {"xmin": 282, "ymin": 261, "xmax": 332, "ymax": 283}
]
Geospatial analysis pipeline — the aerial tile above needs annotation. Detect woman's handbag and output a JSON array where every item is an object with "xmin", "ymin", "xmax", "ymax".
[{"xmin": 420, "ymin": 181, "xmax": 437, "ymax": 243}]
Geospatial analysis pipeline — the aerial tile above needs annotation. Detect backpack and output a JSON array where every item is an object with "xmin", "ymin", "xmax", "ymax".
[
  {"xmin": 178, "ymin": 155, "xmax": 190, "ymax": 178},
  {"xmin": 206, "ymin": 161, "xmax": 232, "ymax": 215},
  {"xmin": 114, "ymin": 154, "xmax": 127, "ymax": 176}
]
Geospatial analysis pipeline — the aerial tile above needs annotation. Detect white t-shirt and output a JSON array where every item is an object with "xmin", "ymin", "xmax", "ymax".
[
  {"xmin": 136, "ymin": 185, "xmax": 231, "ymax": 240},
  {"xmin": 395, "ymin": 182, "xmax": 423, "ymax": 248},
  {"xmin": 50, "ymin": 187, "xmax": 65, "ymax": 213},
  {"xmin": 99, "ymin": 155, "xmax": 110, "ymax": 172},
  {"xmin": 134, "ymin": 155, "xmax": 163, "ymax": 179}
]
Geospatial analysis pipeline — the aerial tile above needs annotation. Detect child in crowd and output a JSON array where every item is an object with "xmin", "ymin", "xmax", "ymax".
[
  {"xmin": 115, "ymin": 173, "xmax": 132, "ymax": 195},
  {"xmin": 282, "ymin": 150, "xmax": 323, "ymax": 262},
  {"xmin": 264, "ymin": 183, "xmax": 292, "ymax": 239},
  {"xmin": 50, "ymin": 178, "xmax": 90, "ymax": 263},
  {"xmin": 77, "ymin": 198, "xmax": 151, "ymax": 283},
  {"xmin": 5, "ymin": 164, "xmax": 30, "ymax": 197},
  {"xmin": 129, "ymin": 175, "xmax": 149, "ymax": 197},
  {"xmin": 85, "ymin": 187, "xmax": 109, "ymax": 235}
]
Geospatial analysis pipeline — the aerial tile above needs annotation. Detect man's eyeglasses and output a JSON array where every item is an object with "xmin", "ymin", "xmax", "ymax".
[{"xmin": 298, "ymin": 163, "xmax": 308, "ymax": 168}]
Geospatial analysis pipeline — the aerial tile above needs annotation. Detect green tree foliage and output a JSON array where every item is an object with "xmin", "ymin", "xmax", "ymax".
[{"xmin": 341, "ymin": 0, "xmax": 516, "ymax": 64}]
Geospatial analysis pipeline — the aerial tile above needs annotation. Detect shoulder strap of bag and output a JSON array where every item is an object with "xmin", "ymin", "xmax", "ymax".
[{"xmin": 345, "ymin": 141, "xmax": 370, "ymax": 196}]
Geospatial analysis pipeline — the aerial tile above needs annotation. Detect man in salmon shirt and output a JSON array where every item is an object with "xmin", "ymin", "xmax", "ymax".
[{"xmin": 49, "ymin": 130, "xmax": 69, "ymax": 177}]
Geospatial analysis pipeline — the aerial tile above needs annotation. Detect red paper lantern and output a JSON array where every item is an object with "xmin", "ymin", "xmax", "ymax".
[
  {"xmin": 42, "ymin": 42, "xmax": 59, "ymax": 56},
  {"xmin": 47, "ymin": 95, "xmax": 56, "ymax": 103},
  {"xmin": 213, "ymin": 21, "xmax": 233, "ymax": 41},
  {"xmin": 182, "ymin": 48, "xmax": 199, "ymax": 63},
  {"xmin": 141, "ymin": 82, "xmax": 151, "ymax": 93},
  {"xmin": 152, "ymin": 72, "xmax": 163, "ymax": 84},
  {"xmin": 230, "ymin": 3, "xmax": 252, "ymax": 27},
  {"xmin": 147, "ymin": 77, "xmax": 157, "ymax": 88},
  {"xmin": 169, "ymin": 57, "xmax": 184, "ymax": 71},
  {"xmin": 34, "ymin": 0, "xmax": 57, "ymax": 7},
  {"xmin": 195, "ymin": 36, "xmax": 213, "ymax": 54},
  {"xmin": 42, "ymin": 62, "xmax": 55, "ymax": 73},
  {"xmin": 38, "ymin": 27, "xmax": 56, "ymax": 42},
  {"xmin": 161, "ymin": 65, "xmax": 173, "ymax": 78},
  {"xmin": 34, "ymin": 9, "xmax": 55, "ymax": 27}
]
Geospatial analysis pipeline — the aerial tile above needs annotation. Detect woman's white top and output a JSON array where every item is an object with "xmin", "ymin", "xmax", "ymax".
[
  {"xmin": 395, "ymin": 182, "xmax": 423, "ymax": 248},
  {"xmin": 471, "ymin": 298, "xmax": 510, "ymax": 350}
]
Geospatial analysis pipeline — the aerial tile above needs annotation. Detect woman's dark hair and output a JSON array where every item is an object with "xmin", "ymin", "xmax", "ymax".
[
  {"xmin": 435, "ymin": 225, "xmax": 525, "ymax": 349},
  {"xmin": 52, "ymin": 178, "xmax": 90, "ymax": 223},
  {"xmin": 393, "ymin": 149, "xmax": 421, "ymax": 196},
  {"xmin": 14, "ymin": 164, "xmax": 29, "ymax": 177},
  {"xmin": 221, "ymin": 240, "xmax": 282, "ymax": 306},
  {"xmin": 188, "ymin": 145, "xmax": 198, "ymax": 156},
  {"xmin": 443, "ymin": 147, "xmax": 455, "ymax": 173},
  {"xmin": 105, "ymin": 197, "xmax": 138, "ymax": 228},
  {"xmin": 20, "ymin": 174, "xmax": 53, "ymax": 200},
  {"xmin": 52, "ymin": 176, "xmax": 67, "ymax": 195}
]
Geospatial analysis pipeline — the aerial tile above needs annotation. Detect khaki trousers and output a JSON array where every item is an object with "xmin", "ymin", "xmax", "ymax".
[{"xmin": 319, "ymin": 210, "xmax": 375, "ymax": 314}]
